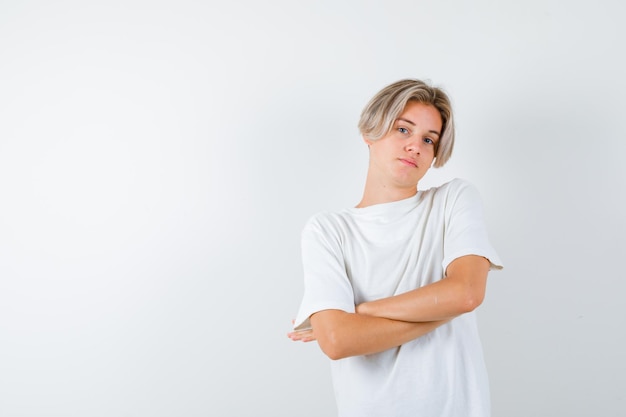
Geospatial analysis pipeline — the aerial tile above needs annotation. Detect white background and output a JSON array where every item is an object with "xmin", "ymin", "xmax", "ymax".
[{"xmin": 1, "ymin": 1, "xmax": 625, "ymax": 416}]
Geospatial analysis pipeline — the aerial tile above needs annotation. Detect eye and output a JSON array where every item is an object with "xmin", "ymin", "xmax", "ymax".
[
  {"xmin": 398, "ymin": 127, "xmax": 410, "ymax": 135},
  {"xmin": 423, "ymin": 137, "xmax": 436, "ymax": 145}
]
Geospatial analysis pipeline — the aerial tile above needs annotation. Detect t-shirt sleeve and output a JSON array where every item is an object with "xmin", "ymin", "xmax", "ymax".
[
  {"xmin": 292, "ymin": 215, "xmax": 356, "ymax": 331},
  {"xmin": 442, "ymin": 179, "xmax": 503, "ymax": 274}
]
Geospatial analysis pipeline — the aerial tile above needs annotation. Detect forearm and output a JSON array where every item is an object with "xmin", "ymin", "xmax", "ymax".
[
  {"xmin": 357, "ymin": 278, "xmax": 473, "ymax": 322},
  {"xmin": 357, "ymin": 255, "xmax": 490, "ymax": 322},
  {"xmin": 310, "ymin": 309, "xmax": 448, "ymax": 360}
]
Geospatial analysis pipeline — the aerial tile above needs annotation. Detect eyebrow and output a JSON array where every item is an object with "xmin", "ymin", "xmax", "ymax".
[{"xmin": 396, "ymin": 117, "xmax": 441, "ymax": 137}]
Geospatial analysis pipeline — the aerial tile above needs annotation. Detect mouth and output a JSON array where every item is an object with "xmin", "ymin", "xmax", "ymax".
[{"xmin": 399, "ymin": 158, "xmax": 417, "ymax": 168}]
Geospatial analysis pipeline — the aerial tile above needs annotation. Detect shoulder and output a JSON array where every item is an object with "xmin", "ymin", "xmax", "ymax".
[
  {"xmin": 424, "ymin": 178, "xmax": 482, "ymax": 205},
  {"xmin": 422, "ymin": 179, "xmax": 488, "ymax": 225},
  {"xmin": 302, "ymin": 210, "xmax": 350, "ymax": 239},
  {"xmin": 434, "ymin": 177, "xmax": 478, "ymax": 194}
]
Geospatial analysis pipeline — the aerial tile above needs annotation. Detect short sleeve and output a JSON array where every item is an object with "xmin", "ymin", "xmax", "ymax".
[
  {"xmin": 292, "ymin": 215, "xmax": 356, "ymax": 331},
  {"xmin": 442, "ymin": 179, "xmax": 503, "ymax": 274}
]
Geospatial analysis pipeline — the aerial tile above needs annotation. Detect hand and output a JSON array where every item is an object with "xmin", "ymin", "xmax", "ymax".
[
  {"xmin": 287, "ymin": 319, "xmax": 317, "ymax": 343},
  {"xmin": 355, "ymin": 302, "xmax": 371, "ymax": 316}
]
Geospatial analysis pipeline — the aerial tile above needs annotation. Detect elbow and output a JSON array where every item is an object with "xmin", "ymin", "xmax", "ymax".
[
  {"xmin": 460, "ymin": 297, "xmax": 481, "ymax": 314},
  {"xmin": 458, "ymin": 290, "xmax": 485, "ymax": 314},
  {"xmin": 310, "ymin": 310, "xmax": 355, "ymax": 360},
  {"xmin": 461, "ymin": 294, "xmax": 485, "ymax": 313},
  {"xmin": 317, "ymin": 329, "xmax": 350, "ymax": 360},
  {"xmin": 324, "ymin": 348, "xmax": 346, "ymax": 361}
]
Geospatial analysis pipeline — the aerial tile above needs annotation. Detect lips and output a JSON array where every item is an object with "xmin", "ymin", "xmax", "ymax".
[{"xmin": 399, "ymin": 158, "xmax": 417, "ymax": 167}]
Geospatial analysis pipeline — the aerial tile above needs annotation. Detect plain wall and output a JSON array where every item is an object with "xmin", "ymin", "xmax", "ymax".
[{"xmin": 1, "ymin": 1, "xmax": 625, "ymax": 416}]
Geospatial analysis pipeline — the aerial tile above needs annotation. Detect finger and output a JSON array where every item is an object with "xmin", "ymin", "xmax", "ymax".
[
  {"xmin": 287, "ymin": 330, "xmax": 307, "ymax": 340},
  {"xmin": 287, "ymin": 330, "xmax": 314, "ymax": 341}
]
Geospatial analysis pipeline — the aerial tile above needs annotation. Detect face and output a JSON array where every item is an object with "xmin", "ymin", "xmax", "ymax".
[{"xmin": 365, "ymin": 101, "xmax": 442, "ymax": 191}]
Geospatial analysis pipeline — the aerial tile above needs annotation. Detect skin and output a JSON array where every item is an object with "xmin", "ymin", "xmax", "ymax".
[
  {"xmin": 287, "ymin": 101, "xmax": 491, "ymax": 360},
  {"xmin": 357, "ymin": 101, "xmax": 442, "ymax": 207}
]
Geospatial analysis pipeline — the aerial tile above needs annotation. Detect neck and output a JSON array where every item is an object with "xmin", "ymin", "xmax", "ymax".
[{"xmin": 356, "ymin": 176, "xmax": 418, "ymax": 208}]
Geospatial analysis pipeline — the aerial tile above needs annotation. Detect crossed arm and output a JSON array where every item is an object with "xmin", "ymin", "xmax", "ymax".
[{"xmin": 288, "ymin": 255, "xmax": 490, "ymax": 360}]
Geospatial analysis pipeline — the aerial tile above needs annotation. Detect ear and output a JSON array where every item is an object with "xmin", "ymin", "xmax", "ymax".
[{"xmin": 362, "ymin": 135, "xmax": 374, "ymax": 146}]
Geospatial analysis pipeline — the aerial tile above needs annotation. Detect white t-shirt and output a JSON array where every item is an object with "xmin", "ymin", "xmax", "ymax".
[{"xmin": 293, "ymin": 178, "xmax": 503, "ymax": 417}]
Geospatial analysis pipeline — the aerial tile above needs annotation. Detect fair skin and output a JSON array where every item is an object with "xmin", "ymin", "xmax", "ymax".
[
  {"xmin": 357, "ymin": 100, "xmax": 442, "ymax": 207},
  {"xmin": 288, "ymin": 101, "xmax": 490, "ymax": 360}
]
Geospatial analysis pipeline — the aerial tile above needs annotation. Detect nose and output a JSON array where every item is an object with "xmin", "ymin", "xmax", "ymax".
[{"xmin": 405, "ymin": 139, "xmax": 422, "ymax": 154}]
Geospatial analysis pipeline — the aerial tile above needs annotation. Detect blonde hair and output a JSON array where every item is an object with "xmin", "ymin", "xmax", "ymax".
[{"xmin": 358, "ymin": 79, "xmax": 455, "ymax": 168}]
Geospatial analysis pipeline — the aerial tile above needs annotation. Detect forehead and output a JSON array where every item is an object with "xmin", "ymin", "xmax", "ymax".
[{"xmin": 397, "ymin": 101, "xmax": 442, "ymax": 129}]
